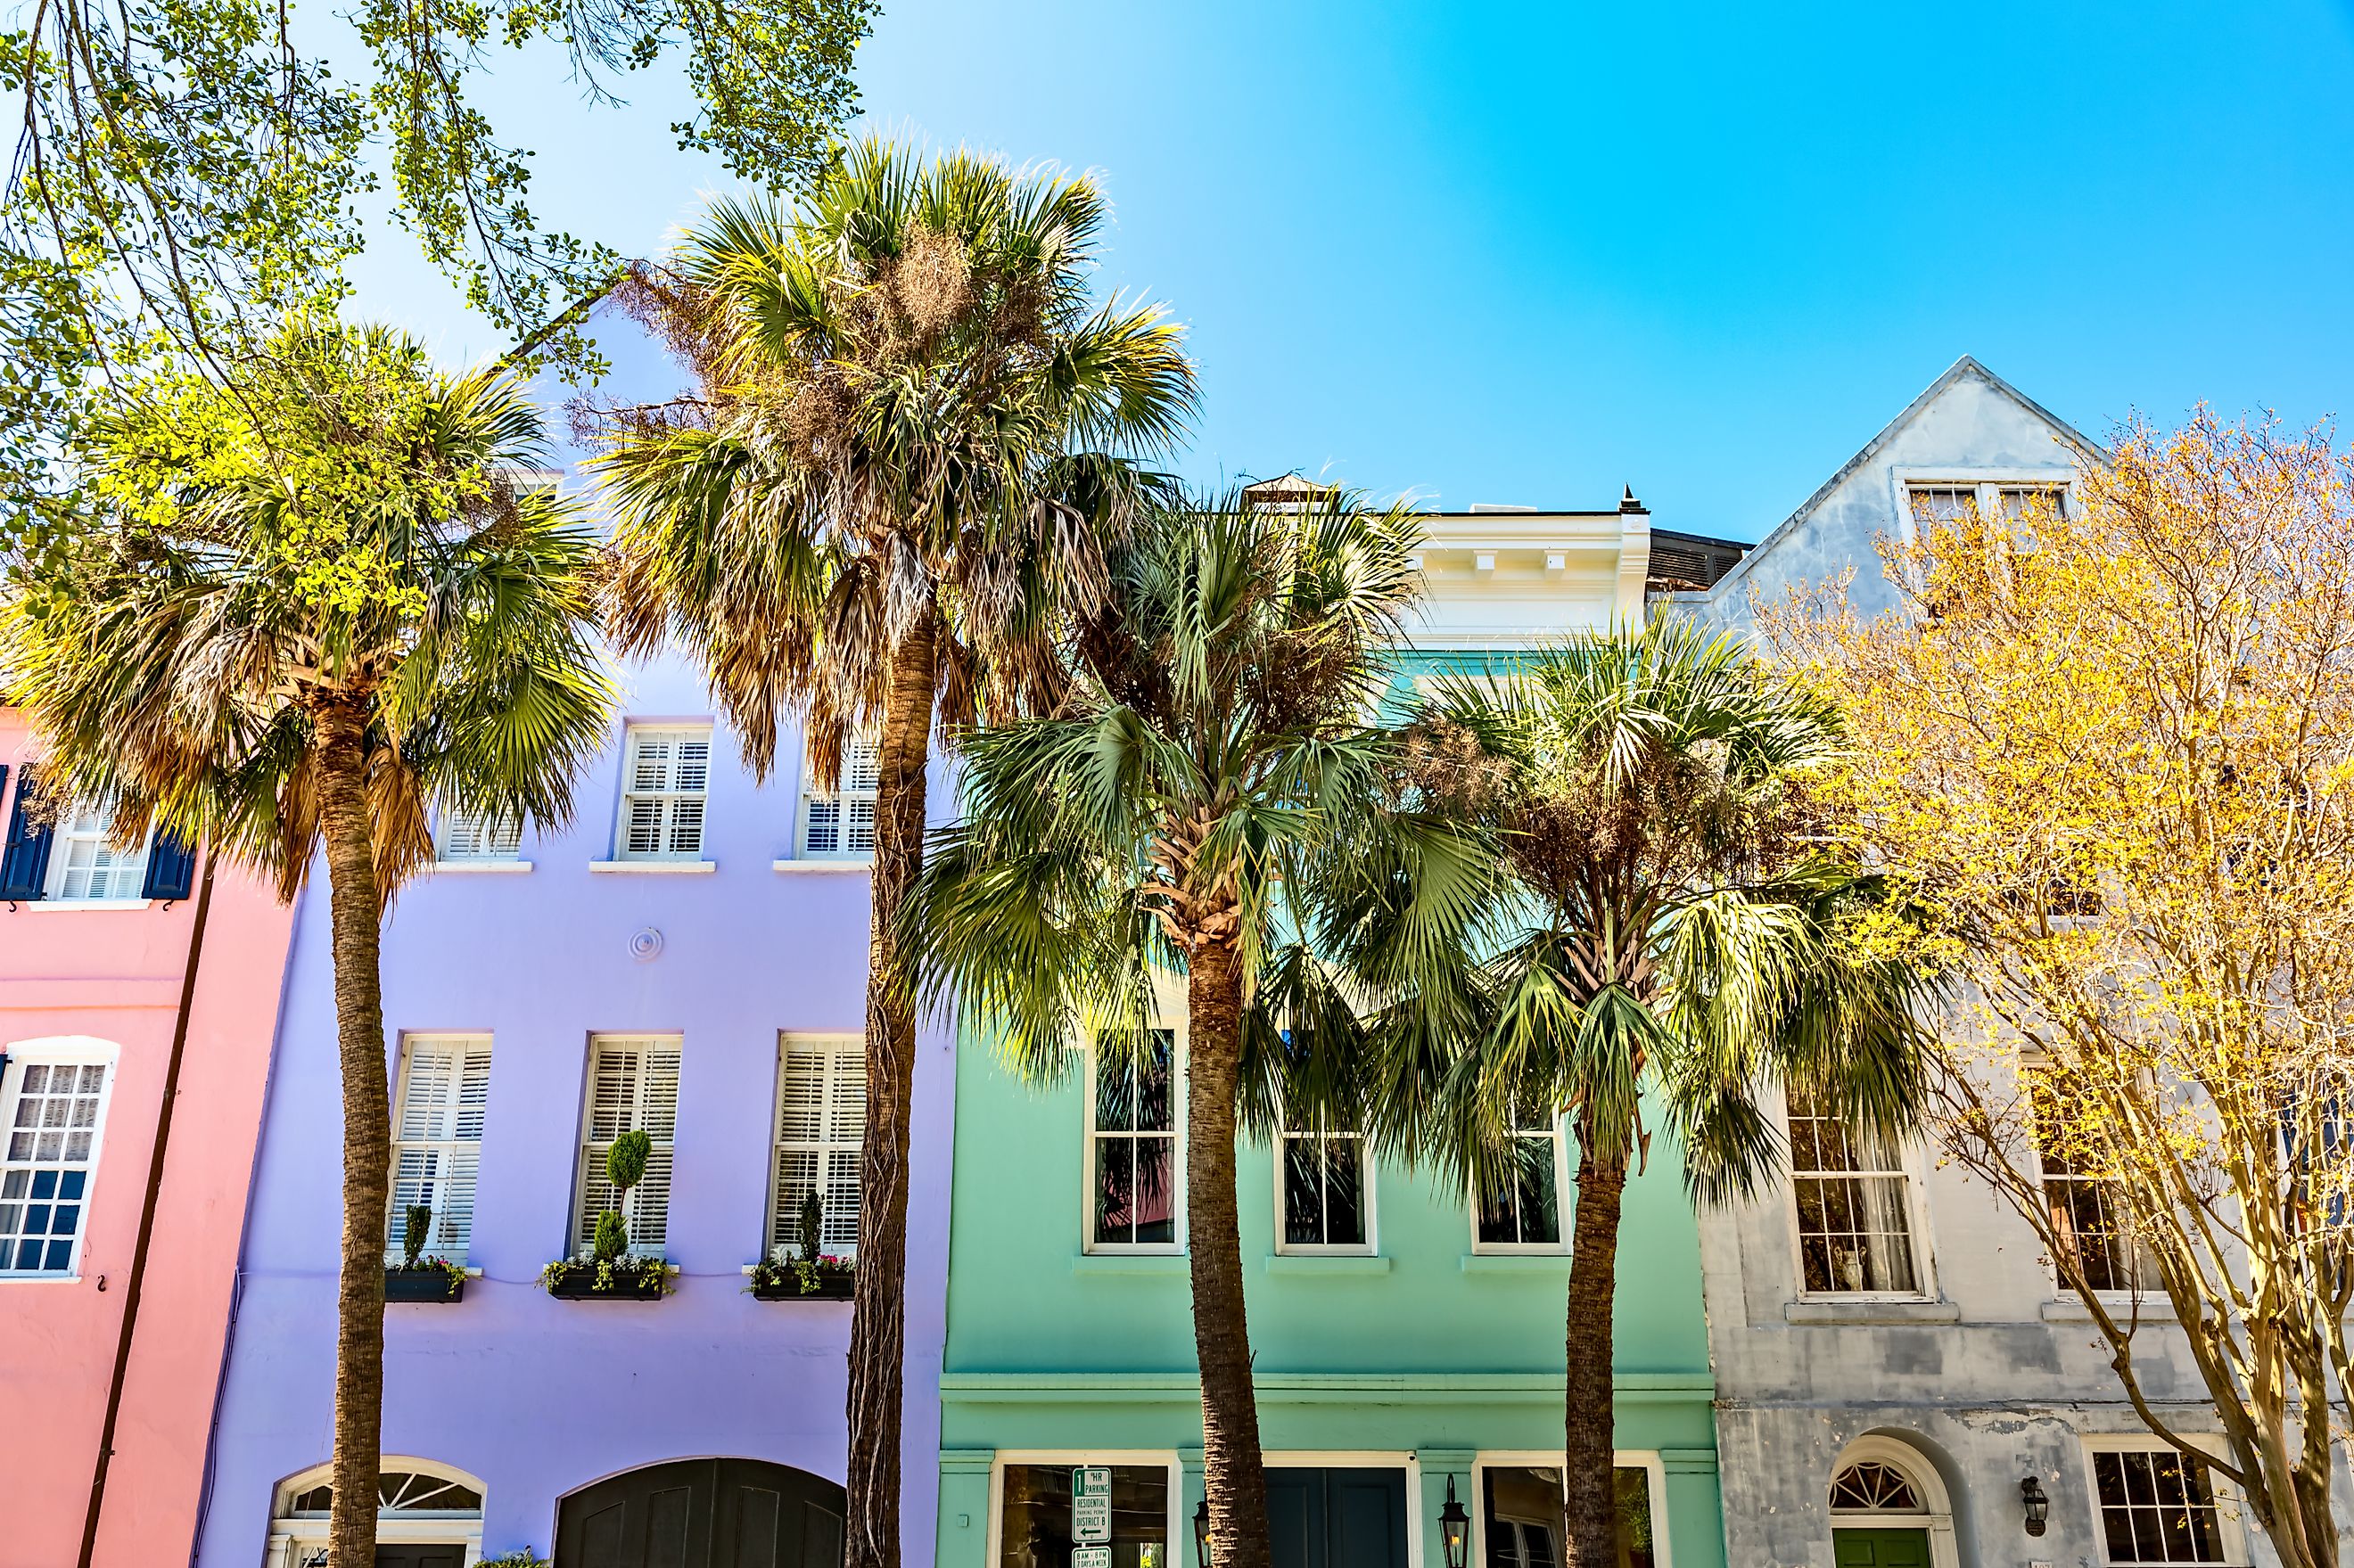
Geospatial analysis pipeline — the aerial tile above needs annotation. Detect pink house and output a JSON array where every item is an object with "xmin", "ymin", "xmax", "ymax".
[{"xmin": 0, "ymin": 709, "xmax": 294, "ymax": 1568}]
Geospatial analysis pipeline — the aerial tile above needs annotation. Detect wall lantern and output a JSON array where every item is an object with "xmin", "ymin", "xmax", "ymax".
[
  {"xmin": 1194, "ymin": 1498, "xmax": 1210, "ymax": 1566},
  {"xmin": 2021, "ymin": 1474, "xmax": 2050, "ymax": 1537},
  {"xmin": 1439, "ymin": 1474, "xmax": 1471, "ymax": 1568}
]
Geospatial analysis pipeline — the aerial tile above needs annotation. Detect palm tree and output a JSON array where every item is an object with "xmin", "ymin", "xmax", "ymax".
[
  {"xmin": 1400, "ymin": 620, "xmax": 1939, "ymax": 1567},
  {"xmin": 2, "ymin": 318, "xmax": 613, "ymax": 1568},
  {"xmin": 909, "ymin": 492, "xmax": 1493, "ymax": 1568},
  {"xmin": 590, "ymin": 137, "xmax": 1196, "ymax": 1568}
]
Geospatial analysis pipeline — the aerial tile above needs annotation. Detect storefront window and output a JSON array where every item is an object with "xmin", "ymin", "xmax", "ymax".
[
  {"xmin": 999, "ymin": 1463, "xmax": 1170, "ymax": 1567},
  {"xmin": 1482, "ymin": 1465, "xmax": 1657, "ymax": 1568}
]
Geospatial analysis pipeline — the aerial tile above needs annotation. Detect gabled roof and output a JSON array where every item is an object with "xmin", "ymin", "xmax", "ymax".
[{"xmin": 1708, "ymin": 355, "xmax": 2104, "ymax": 601}]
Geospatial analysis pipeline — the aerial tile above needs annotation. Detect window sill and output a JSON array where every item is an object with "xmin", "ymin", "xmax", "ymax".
[
  {"xmin": 771, "ymin": 859, "xmax": 872, "ymax": 874},
  {"xmin": 1461, "ymin": 1253, "xmax": 1570, "ymax": 1274},
  {"xmin": 588, "ymin": 860, "xmax": 716, "ymax": 874},
  {"xmin": 2042, "ymin": 1295, "xmax": 2176, "ymax": 1324},
  {"xmin": 1072, "ymin": 1252, "xmax": 1188, "ymax": 1277},
  {"xmin": 14, "ymin": 899, "xmax": 152, "ymax": 912},
  {"xmin": 431, "ymin": 860, "xmax": 532, "ymax": 874},
  {"xmin": 0, "ymin": 1272, "xmax": 84, "ymax": 1284},
  {"xmin": 1785, "ymin": 1299, "xmax": 1961, "ymax": 1325},
  {"xmin": 1267, "ymin": 1254, "xmax": 1390, "ymax": 1276}
]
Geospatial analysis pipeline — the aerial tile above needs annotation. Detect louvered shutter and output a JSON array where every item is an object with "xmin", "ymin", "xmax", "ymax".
[
  {"xmin": 772, "ymin": 1038, "xmax": 865, "ymax": 1254},
  {"xmin": 140, "ymin": 831, "xmax": 197, "ymax": 900},
  {"xmin": 0, "ymin": 768, "xmax": 52, "ymax": 900},
  {"xmin": 577, "ymin": 1039, "xmax": 679, "ymax": 1253},
  {"xmin": 388, "ymin": 1038, "xmax": 490, "ymax": 1260}
]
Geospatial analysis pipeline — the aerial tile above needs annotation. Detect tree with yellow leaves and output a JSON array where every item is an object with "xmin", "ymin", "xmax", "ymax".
[{"xmin": 1765, "ymin": 412, "xmax": 2354, "ymax": 1568}]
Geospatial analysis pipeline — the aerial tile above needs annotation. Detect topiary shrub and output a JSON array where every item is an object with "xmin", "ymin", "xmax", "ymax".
[
  {"xmin": 606, "ymin": 1128, "xmax": 651, "ymax": 1193},
  {"xmin": 798, "ymin": 1190, "xmax": 823, "ymax": 1265},
  {"xmin": 402, "ymin": 1203, "xmax": 433, "ymax": 1270},
  {"xmin": 594, "ymin": 1208, "xmax": 630, "ymax": 1262}
]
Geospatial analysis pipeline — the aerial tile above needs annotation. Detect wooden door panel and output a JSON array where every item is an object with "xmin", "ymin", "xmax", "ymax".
[{"xmin": 557, "ymin": 1458, "xmax": 847, "ymax": 1568}]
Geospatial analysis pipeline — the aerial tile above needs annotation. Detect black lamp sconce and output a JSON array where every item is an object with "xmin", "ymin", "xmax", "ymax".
[{"xmin": 2021, "ymin": 1474, "xmax": 2050, "ymax": 1537}]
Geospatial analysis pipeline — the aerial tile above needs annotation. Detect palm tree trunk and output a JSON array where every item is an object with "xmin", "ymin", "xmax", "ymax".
[
  {"xmin": 845, "ymin": 602, "xmax": 939, "ymax": 1568},
  {"xmin": 1186, "ymin": 937, "xmax": 1272, "ymax": 1568},
  {"xmin": 1561, "ymin": 1142, "xmax": 1628, "ymax": 1568},
  {"xmin": 314, "ymin": 699, "xmax": 391, "ymax": 1568}
]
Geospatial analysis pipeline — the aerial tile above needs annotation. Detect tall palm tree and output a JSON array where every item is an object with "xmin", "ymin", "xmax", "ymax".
[
  {"xmin": 910, "ymin": 492, "xmax": 1494, "ymax": 1568},
  {"xmin": 1400, "ymin": 620, "xmax": 1939, "ymax": 1567},
  {"xmin": 591, "ymin": 137, "xmax": 1196, "ymax": 1568},
  {"xmin": 2, "ymin": 318, "xmax": 613, "ymax": 1568}
]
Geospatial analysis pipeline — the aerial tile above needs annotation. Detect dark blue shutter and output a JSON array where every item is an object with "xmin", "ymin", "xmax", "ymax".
[
  {"xmin": 140, "ymin": 830, "xmax": 197, "ymax": 901},
  {"xmin": 0, "ymin": 766, "xmax": 50, "ymax": 901}
]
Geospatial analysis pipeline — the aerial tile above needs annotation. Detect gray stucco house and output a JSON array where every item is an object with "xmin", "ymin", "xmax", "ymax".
[{"xmin": 1661, "ymin": 357, "xmax": 2301, "ymax": 1568}]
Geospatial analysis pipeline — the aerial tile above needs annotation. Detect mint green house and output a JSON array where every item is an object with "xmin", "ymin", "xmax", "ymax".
[{"xmin": 934, "ymin": 492, "xmax": 1739, "ymax": 1568}]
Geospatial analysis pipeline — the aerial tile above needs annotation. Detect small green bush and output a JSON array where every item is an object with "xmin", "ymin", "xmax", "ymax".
[
  {"xmin": 594, "ymin": 1209, "xmax": 629, "ymax": 1262},
  {"xmin": 798, "ymin": 1191, "xmax": 823, "ymax": 1264},
  {"xmin": 402, "ymin": 1203, "xmax": 433, "ymax": 1269},
  {"xmin": 606, "ymin": 1129, "xmax": 652, "ymax": 1193}
]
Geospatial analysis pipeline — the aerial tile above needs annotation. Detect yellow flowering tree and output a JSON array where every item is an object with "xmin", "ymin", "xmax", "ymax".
[{"xmin": 1764, "ymin": 413, "xmax": 2354, "ymax": 1568}]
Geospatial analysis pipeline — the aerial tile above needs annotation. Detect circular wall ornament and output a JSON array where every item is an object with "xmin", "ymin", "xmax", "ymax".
[{"xmin": 629, "ymin": 927, "xmax": 664, "ymax": 963}]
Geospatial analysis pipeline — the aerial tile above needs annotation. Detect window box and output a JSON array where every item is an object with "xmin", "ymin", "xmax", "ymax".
[
  {"xmin": 383, "ymin": 1263, "xmax": 467, "ymax": 1303},
  {"xmin": 747, "ymin": 1255, "xmax": 855, "ymax": 1301},
  {"xmin": 539, "ymin": 1258, "xmax": 669, "ymax": 1301}
]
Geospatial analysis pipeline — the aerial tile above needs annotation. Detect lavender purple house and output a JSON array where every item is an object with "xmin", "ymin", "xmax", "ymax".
[{"xmin": 197, "ymin": 334, "xmax": 952, "ymax": 1568}]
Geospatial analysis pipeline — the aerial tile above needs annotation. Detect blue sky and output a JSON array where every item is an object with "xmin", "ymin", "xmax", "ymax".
[{"xmin": 350, "ymin": 0, "xmax": 2354, "ymax": 541}]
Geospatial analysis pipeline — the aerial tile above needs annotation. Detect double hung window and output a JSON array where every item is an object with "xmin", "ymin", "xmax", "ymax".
[
  {"xmin": 617, "ymin": 726, "xmax": 712, "ymax": 860},
  {"xmin": 772, "ymin": 1035, "xmax": 864, "ymax": 1257},
  {"xmin": 388, "ymin": 1037, "xmax": 491, "ymax": 1261},
  {"xmin": 1789, "ymin": 1081, "xmax": 1922, "ymax": 1294},
  {"xmin": 574, "ymin": 1037, "xmax": 679, "ymax": 1255},
  {"xmin": 1279, "ymin": 1110, "xmax": 1370, "ymax": 1252},
  {"xmin": 48, "ymin": 803, "xmax": 149, "ymax": 901},
  {"xmin": 2029, "ymin": 1069, "xmax": 2154, "ymax": 1293},
  {"xmin": 0, "ymin": 1057, "xmax": 110, "ymax": 1276},
  {"xmin": 1474, "ymin": 1104, "xmax": 1565, "ymax": 1250},
  {"xmin": 1089, "ymin": 1030, "xmax": 1178, "ymax": 1250},
  {"xmin": 800, "ymin": 740, "xmax": 879, "ymax": 858},
  {"xmin": 2089, "ymin": 1447, "xmax": 2235, "ymax": 1565}
]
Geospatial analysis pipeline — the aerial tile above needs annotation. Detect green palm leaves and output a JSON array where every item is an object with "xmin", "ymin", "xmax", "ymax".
[{"xmin": 4, "ymin": 316, "xmax": 614, "ymax": 899}]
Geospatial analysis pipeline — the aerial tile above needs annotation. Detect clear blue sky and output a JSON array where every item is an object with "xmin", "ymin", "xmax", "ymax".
[{"xmin": 348, "ymin": 0, "xmax": 2354, "ymax": 542}]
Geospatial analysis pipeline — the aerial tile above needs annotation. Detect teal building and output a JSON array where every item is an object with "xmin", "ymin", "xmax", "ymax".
[{"xmin": 933, "ymin": 493, "xmax": 1736, "ymax": 1568}]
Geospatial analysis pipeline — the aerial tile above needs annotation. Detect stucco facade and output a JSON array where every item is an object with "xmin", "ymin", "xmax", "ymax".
[
  {"xmin": 1669, "ymin": 359, "xmax": 2322, "ymax": 1568},
  {"xmin": 0, "ymin": 710, "xmax": 296, "ymax": 1568},
  {"xmin": 193, "ymin": 643, "xmax": 958, "ymax": 1565},
  {"xmin": 932, "ymin": 505, "xmax": 1726, "ymax": 1568}
]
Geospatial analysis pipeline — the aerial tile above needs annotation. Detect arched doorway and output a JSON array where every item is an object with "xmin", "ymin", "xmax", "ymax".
[
  {"xmin": 264, "ymin": 1458, "xmax": 485, "ymax": 1566},
  {"xmin": 1826, "ymin": 1438, "xmax": 1958, "ymax": 1568},
  {"xmin": 555, "ymin": 1458, "xmax": 844, "ymax": 1568}
]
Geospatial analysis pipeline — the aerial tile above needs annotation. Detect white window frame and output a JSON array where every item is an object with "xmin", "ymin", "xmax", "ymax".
[
  {"xmin": 1082, "ymin": 1027, "xmax": 1186, "ymax": 1256},
  {"xmin": 611, "ymin": 723, "xmax": 713, "ymax": 863},
  {"xmin": 1888, "ymin": 469, "xmax": 2076, "ymax": 548},
  {"xmin": 2080, "ymin": 1434, "xmax": 2251, "ymax": 1568},
  {"xmin": 0, "ymin": 1037, "xmax": 118, "ymax": 1282},
  {"xmin": 1824, "ymin": 1435, "xmax": 1960, "ymax": 1568},
  {"xmin": 1468, "ymin": 1107, "xmax": 1570, "ymax": 1256},
  {"xmin": 433, "ymin": 807, "xmax": 525, "ymax": 868},
  {"xmin": 770, "ymin": 1032, "xmax": 865, "ymax": 1260},
  {"xmin": 43, "ymin": 801, "xmax": 152, "ymax": 906},
  {"xmin": 1272, "ymin": 1107, "xmax": 1377, "ymax": 1256},
  {"xmin": 264, "ymin": 1456, "xmax": 487, "ymax": 1568},
  {"xmin": 2021, "ymin": 1056, "xmax": 2160, "ymax": 1302},
  {"xmin": 1782, "ymin": 1082, "xmax": 1934, "ymax": 1301},
  {"xmin": 571, "ymin": 1035, "xmax": 681, "ymax": 1258},
  {"xmin": 1470, "ymin": 1449, "xmax": 1673, "ymax": 1568},
  {"xmin": 985, "ymin": 1449, "xmax": 1182, "ymax": 1568},
  {"xmin": 386, "ymin": 1034, "xmax": 491, "ymax": 1265},
  {"xmin": 796, "ymin": 736, "xmax": 879, "ymax": 860}
]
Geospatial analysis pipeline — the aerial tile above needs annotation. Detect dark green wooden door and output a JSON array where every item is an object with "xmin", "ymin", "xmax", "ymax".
[
  {"xmin": 374, "ymin": 1549, "xmax": 465, "ymax": 1568},
  {"xmin": 1264, "ymin": 1468, "xmax": 1408, "ymax": 1568},
  {"xmin": 556, "ymin": 1458, "xmax": 845, "ymax": 1568},
  {"xmin": 1832, "ymin": 1528, "xmax": 1932, "ymax": 1568}
]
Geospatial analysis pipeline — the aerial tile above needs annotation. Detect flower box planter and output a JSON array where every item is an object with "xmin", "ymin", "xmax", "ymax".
[
  {"xmin": 383, "ymin": 1268, "xmax": 466, "ymax": 1303},
  {"xmin": 752, "ymin": 1274, "xmax": 854, "ymax": 1301},
  {"xmin": 542, "ymin": 1261, "xmax": 667, "ymax": 1301}
]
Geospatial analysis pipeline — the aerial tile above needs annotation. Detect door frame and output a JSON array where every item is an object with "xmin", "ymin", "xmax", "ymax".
[
  {"xmin": 984, "ymin": 1449, "xmax": 1184, "ymax": 1568},
  {"xmin": 1824, "ymin": 1437, "xmax": 1959, "ymax": 1568},
  {"xmin": 1263, "ymin": 1452, "xmax": 1423, "ymax": 1568},
  {"xmin": 1469, "ymin": 1449, "xmax": 1673, "ymax": 1568}
]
